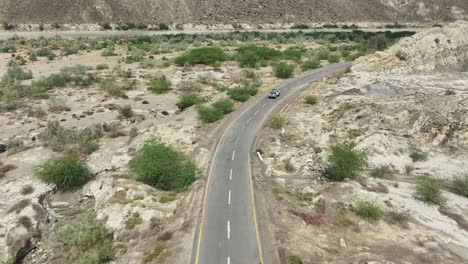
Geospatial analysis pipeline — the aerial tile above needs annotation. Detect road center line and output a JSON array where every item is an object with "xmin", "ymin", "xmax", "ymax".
[
  {"xmin": 227, "ymin": 220, "xmax": 230, "ymax": 239},
  {"xmin": 228, "ymin": 190, "xmax": 231, "ymax": 205},
  {"xmin": 229, "ymin": 168, "xmax": 232, "ymax": 181},
  {"xmin": 227, "ymin": 257, "xmax": 230, "ymax": 264},
  {"xmin": 247, "ymin": 117, "xmax": 252, "ymax": 123},
  {"xmin": 231, "ymin": 150, "xmax": 236, "ymax": 161},
  {"xmin": 262, "ymin": 103, "xmax": 267, "ymax": 107},
  {"xmin": 254, "ymin": 110, "xmax": 259, "ymax": 116}
]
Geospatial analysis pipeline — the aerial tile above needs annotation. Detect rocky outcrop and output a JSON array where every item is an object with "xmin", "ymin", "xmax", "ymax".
[{"xmin": 353, "ymin": 21, "xmax": 468, "ymax": 74}]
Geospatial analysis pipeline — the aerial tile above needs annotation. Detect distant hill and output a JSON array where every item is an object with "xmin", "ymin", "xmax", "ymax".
[{"xmin": 1, "ymin": 0, "xmax": 467, "ymax": 24}]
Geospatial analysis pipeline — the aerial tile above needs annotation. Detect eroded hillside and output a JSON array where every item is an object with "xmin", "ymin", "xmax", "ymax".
[{"xmin": 0, "ymin": 0, "xmax": 468, "ymax": 24}]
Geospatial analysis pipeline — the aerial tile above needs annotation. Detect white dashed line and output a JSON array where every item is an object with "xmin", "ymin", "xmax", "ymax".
[
  {"xmin": 254, "ymin": 110, "xmax": 259, "ymax": 116},
  {"xmin": 231, "ymin": 150, "xmax": 236, "ymax": 161},
  {"xmin": 228, "ymin": 190, "xmax": 231, "ymax": 205},
  {"xmin": 227, "ymin": 221, "xmax": 230, "ymax": 239},
  {"xmin": 227, "ymin": 257, "xmax": 230, "ymax": 264},
  {"xmin": 229, "ymin": 168, "xmax": 232, "ymax": 181},
  {"xmin": 262, "ymin": 103, "xmax": 267, "ymax": 107},
  {"xmin": 247, "ymin": 117, "xmax": 252, "ymax": 123}
]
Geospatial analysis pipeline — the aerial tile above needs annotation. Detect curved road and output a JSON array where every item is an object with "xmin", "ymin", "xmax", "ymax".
[{"xmin": 192, "ymin": 62, "xmax": 352, "ymax": 264}]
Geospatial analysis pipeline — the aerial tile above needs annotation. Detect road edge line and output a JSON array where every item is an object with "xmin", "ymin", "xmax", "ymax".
[{"xmin": 248, "ymin": 152, "xmax": 265, "ymax": 264}]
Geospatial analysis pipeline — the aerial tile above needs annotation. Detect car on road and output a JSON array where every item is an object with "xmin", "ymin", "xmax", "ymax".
[{"xmin": 268, "ymin": 89, "xmax": 280, "ymax": 98}]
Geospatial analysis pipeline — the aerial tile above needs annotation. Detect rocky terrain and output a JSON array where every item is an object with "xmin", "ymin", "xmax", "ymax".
[
  {"xmin": 0, "ymin": 0, "xmax": 468, "ymax": 24},
  {"xmin": 1, "ymin": 30, "xmax": 386, "ymax": 263},
  {"xmin": 255, "ymin": 22, "xmax": 468, "ymax": 264}
]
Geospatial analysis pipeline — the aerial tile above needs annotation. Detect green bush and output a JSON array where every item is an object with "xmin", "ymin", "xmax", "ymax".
[
  {"xmin": 36, "ymin": 154, "xmax": 92, "ymax": 191},
  {"xmin": 301, "ymin": 59, "xmax": 321, "ymax": 71},
  {"xmin": 236, "ymin": 45, "xmax": 282, "ymax": 67},
  {"xmin": 212, "ymin": 99, "xmax": 234, "ymax": 114},
  {"xmin": 415, "ymin": 175, "xmax": 446, "ymax": 205},
  {"xmin": 270, "ymin": 115, "xmax": 287, "ymax": 129},
  {"xmin": 327, "ymin": 53, "xmax": 341, "ymax": 63},
  {"xmin": 355, "ymin": 198, "xmax": 384, "ymax": 221},
  {"xmin": 452, "ymin": 175, "xmax": 468, "ymax": 198},
  {"xmin": 149, "ymin": 79, "xmax": 171, "ymax": 94},
  {"xmin": 283, "ymin": 48, "xmax": 305, "ymax": 61},
  {"xmin": 287, "ymin": 254, "xmax": 303, "ymax": 264},
  {"xmin": 176, "ymin": 93, "xmax": 204, "ymax": 110},
  {"xmin": 385, "ymin": 210, "xmax": 410, "ymax": 225},
  {"xmin": 369, "ymin": 165, "xmax": 394, "ymax": 179},
  {"xmin": 1, "ymin": 63, "xmax": 33, "ymax": 86},
  {"xmin": 274, "ymin": 62, "xmax": 294, "ymax": 79},
  {"xmin": 159, "ymin": 192, "xmax": 177, "ymax": 203},
  {"xmin": 36, "ymin": 47, "xmax": 55, "ymax": 58},
  {"xmin": 119, "ymin": 105, "xmax": 134, "ymax": 118},
  {"xmin": 174, "ymin": 47, "xmax": 227, "ymax": 66},
  {"xmin": 291, "ymin": 24, "xmax": 309, "ymax": 29},
  {"xmin": 198, "ymin": 106, "xmax": 224, "ymax": 123},
  {"xmin": 325, "ymin": 145, "xmax": 367, "ymax": 181},
  {"xmin": 125, "ymin": 48, "xmax": 145, "ymax": 64},
  {"xmin": 304, "ymin": 95, "xmax": 318, "ymax": 105},
  {"xmin": 227, "ymin": 85, "xmax": 258, "ymax": 102},
  {"xmin": 129, "ymin": 140, "xmax": 197, "ymax": 191},
  {"xmin": 316, "ymin": 49, "xmax": 330, "ymax": 60},
  {"xmin": 409, "ymin": 147, "xmax": 428, "ymax": 162}
]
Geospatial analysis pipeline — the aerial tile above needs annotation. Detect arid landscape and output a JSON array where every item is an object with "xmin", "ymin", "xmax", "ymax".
[
  {"xmin": 1, "ymin": 3, "xmax": 468, "ymax": 263},
  {"xmin": 255, "ymin": 21, "xmax": 468, "ymax": 264}
]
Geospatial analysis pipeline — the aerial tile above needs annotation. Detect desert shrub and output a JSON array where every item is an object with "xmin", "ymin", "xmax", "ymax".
[
  {"xmin": 99, "ymin": 78, "xmax": 127, "ymax": 97},
  {"xmin": 355, "ymin": 198, "xmax": 384, "ymax": 221},
  {"xmin": 20, "ymin": 185, "xmax": 35, "ymax": 195},
  {"xmin": 236, "ymin": 45, "xmax": 282, "ymax": 67},
  {"xmin": 7, "ymin": 199, "xmax": 31, "ymax": 214},
  {"xmin": 35, "ymin": 154, "xmax": 92, "ymax": 191},
  {"xmin": 139, "ymin": 59, "xmax": 163, "ymax": 69},
  {"xmin": 301, "ymin": 59, "xmax": 321, "ymax": 70},
  {"xmin": 36, "ymin": 47, "xmax": 55, "ymax": 58},
  {"xmin": 2, "ymin": 22, "xmax": 16, "ymax": 30},
  {"xmin": 324, "ymin": 145, "xmax": 367, "ymax": 181},
  {"xmin": 125, "ymin": 48, "xmax": 145, "ymax": 64},
  {"xmin": 1, "ymin": 63, "xmax": 33, "ymax": 86},
  {"xmin": 176, "ymin": 93, "xmax": 204, "ymax": 110},
  {"xmin": 335, "ymin": 216, "xmax": 354, "ymax": 227},
  {"xmin": 101, "ymin": 46, "xmax": 115, "ymax": 57},
  {"xmin": 61, "ymin": 44, "xmax": 80, "ymax": 56},
  {"xmin": 125, "ymin": 212, "xmax": 143, "ymax": 230},
  {"xmin": 291, "ymin": 24, "xmax": 309, "ymax": 29},
  {"xmin": 452, "ymin": 175, "xmax": 468, "ymax": 198},
  {"xmin": 198, "ymin": 106, "xmax": 224, "ymax": 123},
  {"xmin": 28, "ymin": 51, "xmax": 37, "ymax": 61},
  {"xmin": 227, "ymin": 85, "xmax": 258, "ymax": 102},
  {"xmin": 48, "ymin": 97, "xmax": 70, "ymax": 112},
  {"xmin": 369, "ymin": 165, "xmax": 394, "ymax": 179},
  {"xmin": 212, "ymin": 99, "xmax": 234, "ymax": 114},
  {"xmin": 0, "ymin": 163, "xmax": 17, "ymax": 178},
  {"xmin": 38, "ymin": 121, "xmax": 99, "ymax": 154},
  {"xmin": 287, "ymin": 254, "xmax": 303, "ymax": 264},
  {"xmin": 368, "ymin": 34, "xmax": 390, "ymax": 51},
  {"xmin": 118, "ymin": 105, "xmax": 134, "ymax": 118},
  {"xmin": 274, "ymin": 62, "xmax": 294, "ymax": 79},
  {"xmin": 159, "ymin": 192, "xmax": 177, "ymax": 203},
  {"xmin": 322, "ymin": 23, "xmax": 339, "ymax": 29},
  {"xmin": 158, "ymin": 23, "xmax": 169, "ymax": 30},
  {"xmin": 409, "ymin": 147, "xmax": 428, "ymax": 162},
  {"xmin": 177, "ymin": 81, "xmax": 202, "ymax": 92},
  {"xmin": 327, "ymin": 53, "xmax": 341, "ymax": 63},
  {"xmin": 48, "ymin": 216, "xmax": 113, "ymax": 263},
  {"xmin": 415, "ymin": 175, "xmax": 446, "ymax": 205},
  {"xmin": 142, "ymin": 241, "xmax": 167, "ymax": 263},
  {"xmin": 270, "ymin": 115, "xmax": 287, "ymax": 129},
  {"xmin": 174, "ymin": 47, "xmax": 227, "ymax": 66},
  {"xmin": 149, "ymin": 79, "xmax": 171, "ymax": 94},
  {"xmin": 385, "ymin": 210, "xmax": 410, "ymax": 225},
  {"xmin": 96, "ymin": 64, "xmax": 109, "ymax": 70},
  {"xmin": 283, "ymin": 48, "xmax": 305, "ymax": 61},
  {"xmin": 304, "ymin": 95, "xmax": 318, "ymax": 105},
  {"xmin": 316, "ymin": 49, "xmax": 330, "ymax": 60},
  {"xmin": 129, "ymin": 140, "xmax": 197, "ymax": 191}
]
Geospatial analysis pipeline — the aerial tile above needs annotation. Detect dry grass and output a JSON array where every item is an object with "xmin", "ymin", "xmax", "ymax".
[
  {"xmin": 289, "ymin": 208, "xmax": 324, "ymax": 225},
  {"xmin": 108, "ymin": 190, "xmax": 132, "ymax": 205}
]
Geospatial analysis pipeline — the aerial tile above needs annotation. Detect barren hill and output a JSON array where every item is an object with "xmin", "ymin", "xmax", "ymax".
[{"xmin": 1, "ymin": 0, "xmax": 468, "ymax": 24}]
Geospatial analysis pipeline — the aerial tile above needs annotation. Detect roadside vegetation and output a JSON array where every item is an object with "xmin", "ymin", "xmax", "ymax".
[
  {"xmin": 129, "ymin": 140, "xmax": 197, "ymax": 191},
  {"xmin": 35, "ymin": 154, "xmax": 92, "ymax": 191},
  {"xmin": 324, "ymin": 145, "xmax": 367, "ymax": 181},
  {"xmin": 415, "ymin": 175, "xmax": 446, "ymax": 205}
]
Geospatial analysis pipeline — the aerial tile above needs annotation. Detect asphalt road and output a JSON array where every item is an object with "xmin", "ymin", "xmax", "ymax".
[
  {"xmin": 0, "ymin": 28, "xmax": 420, "ymax": 39},
  {"xmin": 192, "ymin": 62, "xmax": 353, "ymax": 264}
]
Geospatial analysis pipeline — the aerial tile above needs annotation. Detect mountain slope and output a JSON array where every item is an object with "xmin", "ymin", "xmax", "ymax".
[{"xmin": 0, "ymin": 0, "xmax": 468, "ymax": 23}]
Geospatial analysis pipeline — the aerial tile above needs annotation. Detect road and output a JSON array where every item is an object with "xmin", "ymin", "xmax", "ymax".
[
  {"xmin": 0, "ymin": 28, "xmax": 420, "ymax": 39},
  {"xmin": 192, "ymin": 62, "xmax": 352, "ymax": 264}
]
